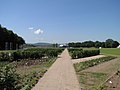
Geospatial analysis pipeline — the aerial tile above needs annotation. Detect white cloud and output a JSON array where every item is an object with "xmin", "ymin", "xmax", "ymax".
[
  {"xmin": 28, "ymin": 27, "xmax": 34, "ymax": 30},
  {"xmin": 34, "ymin": 29, "xmax": 43, "ymax": 35}
]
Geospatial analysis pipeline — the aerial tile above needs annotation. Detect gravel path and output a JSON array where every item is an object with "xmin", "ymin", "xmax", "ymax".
[
  {"xmin": 72, "ymin": 55, "xmax": 105, "ymax": 64},
  {"xmin": 32, "ymin": 49, "xmax": 81, "ymax": 90}
]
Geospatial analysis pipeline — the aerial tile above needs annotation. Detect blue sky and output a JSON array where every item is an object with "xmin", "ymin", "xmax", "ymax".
[{"xmin": 0, "ymin": 0, "xmax": 120, "ymax": 43}]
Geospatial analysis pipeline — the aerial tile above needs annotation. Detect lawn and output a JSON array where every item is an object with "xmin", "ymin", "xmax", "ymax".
[{"xmin": 100, "ymin": 48, "xmax": 120, "ymax": 56}]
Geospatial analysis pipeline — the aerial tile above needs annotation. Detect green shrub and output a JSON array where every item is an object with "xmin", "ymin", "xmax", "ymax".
[
  {"xmin": 0, "ymin": 48, "xmax": 64, "ymax": 61},
  {"xmin": 0, "ymin": 65, "xmax": 21, "ymax": 90},
  {"xmin": 69, "ymin": 49, "xmax": 100, "ymax": 59}
]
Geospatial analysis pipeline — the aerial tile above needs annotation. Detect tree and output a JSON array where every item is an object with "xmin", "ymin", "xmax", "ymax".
[
  {"xmin": 68, "ymin": 39, "xmax": 119, "ymax": 48},
  {"xmin": 105, "ymin": 39, "xmax": 114, "ymax": 48},
  {"xmin": 105, "ymin": 39, "xmax": 119, "ymax": 48},
  {"xmin": 95, "ymin": 41, "xmax": 101, "ymax": 48},
  {"xmin": 101, "ymin": 42, "xmax": 105, "ymax": 48},
  {"xmin": 52, "ymin": 43, "xmax": 58, "ymax": 47},
  {"xmin": 112, "ymin": 41, "xmax": 119, "ymax": 48},
  {"xmin": 0, "ymin": 24, "xmax": 25, "ymax": 50}
]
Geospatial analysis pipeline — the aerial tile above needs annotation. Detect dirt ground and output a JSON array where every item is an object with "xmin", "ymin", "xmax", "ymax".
[
  {"xmin": 72, "ymin": 55, "xmax": 105, "ymax": 64},
  {"xmin": 103, "ymin": 72, "xmax": 120, "ymax": 90},
  {"xmin": 81, "ymin": 58, "xmax": 120, "ymax": 76},
  {"xmin": 80, "ymin": 57, "xmax": 120, "ymax": 90},
  {"xmin": 32, "ymin": 49, "xmax": 81, "ymax": 90}
]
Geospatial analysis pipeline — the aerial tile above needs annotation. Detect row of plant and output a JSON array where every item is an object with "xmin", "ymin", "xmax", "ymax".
[
  {"xmin": 20, "ymin": 58, "xmax": 56, "ymax": 90},
  {"xmin": 68, "ymin": 48, "xmax": 100, "ymax": 59},
  {"xmin": 0, "ymin": 48, "xmax": 64, "ymax": 61},
  {"xmin": 74, "ymin": 56, "xmax": 116, "ymax": 72},
  {"xmin": 0, "ymin": 65, "xmax": 21, "ymax": 90},
  {"xmin": 0, "ymin": 57, "xmax": 57, "ymax": 90}
]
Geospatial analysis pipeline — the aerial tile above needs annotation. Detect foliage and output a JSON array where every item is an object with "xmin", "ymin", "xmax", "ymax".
[
  {"xmin": 68, "ymin": 39, "xmax": 119, "ymax": 48},
  {"xmin": 69, "ymin": 48, "xmax": 100, "ymax": 59},
  {"xmin": 18, "ymin": 58, "xmax": 56, "ymax": 90},
  {"xmin": 0, "ymin": 48, "xmax": 64, "ymax": 61},
  {"xmin": 0, "ymin": 24, "xmax": 25, "ymax": 50},
  {"xmin": 74, "ymin": 56, "xmax": 116, "ymax": 72},
  {"xmin": 0, "ymin": 65, "xmax": 21, "ymax": 90}
]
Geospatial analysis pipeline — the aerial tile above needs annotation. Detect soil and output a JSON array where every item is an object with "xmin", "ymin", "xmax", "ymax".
[
  {"xmin": 102, "ymin": 71, "xmax": 120, "ymax": 90},
  {"xmin": 80, "ymin": 57, "xmax": 120, "ymax": 90},
  {"xmin": 81, "ymin": 58, "xmax": 120, "ymax": 76}
]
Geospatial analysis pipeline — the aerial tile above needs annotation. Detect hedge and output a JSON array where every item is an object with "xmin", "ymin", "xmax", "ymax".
[
  {"xmin": 0, "ymin": 48, "xmax": 64, "ymax": 61},
  {"xmin": 69, "ymin": 49, "xmax": 100, "ymax": 59}
]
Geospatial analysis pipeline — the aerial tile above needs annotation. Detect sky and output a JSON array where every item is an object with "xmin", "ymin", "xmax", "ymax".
[{"xmin": 0, "ymin": 0, "xmax": 120, "ymax": 43}]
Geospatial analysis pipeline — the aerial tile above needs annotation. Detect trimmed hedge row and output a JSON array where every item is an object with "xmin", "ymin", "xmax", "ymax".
[
  {"xmin": 69, "ymin": 49, "xmax": 100, "ymax": 59},
  {"xmin": 0, "ymin": 48, "xmax": 64, "ymax": 61}
]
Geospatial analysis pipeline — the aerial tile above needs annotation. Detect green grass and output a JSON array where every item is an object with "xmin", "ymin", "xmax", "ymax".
[
  {"xmin": 74, "ymin": 56, "xmax": 118, "ymax": 90},
  {"xmin": 100, "ymin": 48, "xmax": 120, "ymax": 56},
  {"xmin": 77, "ymin": 72, "xmax": 107, "ymax": 90}
]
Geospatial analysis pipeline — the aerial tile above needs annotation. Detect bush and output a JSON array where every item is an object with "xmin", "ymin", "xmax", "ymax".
[
  {"xmin": 0, "ymin": 65, "xmax": 21, "ymax": 90},
  {"xmin": 69, "ymin": 49, "xmax": 100, "ymax": 59},
  {"xmin": 0, "ymin": 48, "xmax": 64, "ymax": 61}
]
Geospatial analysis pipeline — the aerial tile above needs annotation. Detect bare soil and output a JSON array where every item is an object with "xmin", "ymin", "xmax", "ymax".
[
  {"xmin": 103, "ymin": 71, "xmax": 120, "ymax": 90},
  {"xmin": 32, "ymin": 49, "xmax": 81, "ymax": 90},
  {"xmin": 81, "ymin": 58, "xmax": 120, "ymax": 76},
  {"xmin": 79, "ymin": 57, "xmax": 120, "ymax": 90}
]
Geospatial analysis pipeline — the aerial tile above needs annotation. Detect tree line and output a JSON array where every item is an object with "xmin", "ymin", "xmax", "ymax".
[
  {"xmin": 68, "ymin": 39, "xmax": 119, "ymax": 48},
  {"xmin": 0, "ymin": 24, "xmax": 25, "ymax": 50}
]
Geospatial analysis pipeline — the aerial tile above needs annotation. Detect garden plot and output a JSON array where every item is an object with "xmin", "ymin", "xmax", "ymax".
[{"xmin": 74, "ymin": 56, "xmax": 120, "ymax": 90}]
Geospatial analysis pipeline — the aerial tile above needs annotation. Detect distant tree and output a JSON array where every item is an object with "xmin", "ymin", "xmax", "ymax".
[
  {"xmin": 95, "ymin": 41, "xmax": 101, "ymax": 48},
  {"xmin": 52, "ymin": 43, "xmax": 58, "ymax": 47},
  {"xmin": 68, "ymin": 42, "xmax": 76, "ymax": 47},
  {"xmin": 112, "ymin": 41, "xmax": 119, "ymax": 48},
  {"xmin": 105, "ymin": 39, "xmax": 114, "ymax": 48},
  {"xmin": 0, "ymin": 24, "xmax": 25, "ymax": 50},
  {"xmin": 76, "ymin": 42, "xmax": 81, "ymax": 47},
  {"xmin": 68, "ymin": 39, "xmax": 119, "ymax": 48},
  {"xmin": 101, "ymin": 42, "xmax": 105, "ymax": 48},
  {"xmin": 82, "ymin": 41, "xmax": 95, "ymax": 47}
]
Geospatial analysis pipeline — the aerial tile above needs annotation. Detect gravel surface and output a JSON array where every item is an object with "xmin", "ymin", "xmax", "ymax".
[
  {"xmin": 72, "ymin": 55, "xmax": 105, "ymax": 64},
  {"xmin": 32, "ymin": 49, "xmax": 81, "ymax": 90}
]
